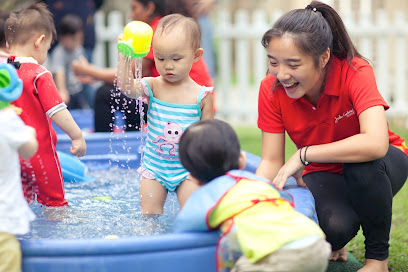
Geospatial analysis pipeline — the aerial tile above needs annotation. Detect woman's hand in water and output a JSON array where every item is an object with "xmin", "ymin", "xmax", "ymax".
[{"xmin": 272, "ymin": 149, "xmax": 306, "ymax": 190}]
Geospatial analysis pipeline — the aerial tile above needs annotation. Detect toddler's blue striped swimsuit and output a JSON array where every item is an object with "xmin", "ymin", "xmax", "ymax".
[{"xmin": 141, "ymin": 80, "xmax": 207, "ymax": 191}]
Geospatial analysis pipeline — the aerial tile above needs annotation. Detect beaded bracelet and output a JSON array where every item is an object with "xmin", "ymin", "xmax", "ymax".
[
  {"xmin": 303, "ymin": 145, "xmax": 311, "ymax": 165},
  {"xmin": 299, "ymin": 145, "xmax": 311, "ymax": 166}
]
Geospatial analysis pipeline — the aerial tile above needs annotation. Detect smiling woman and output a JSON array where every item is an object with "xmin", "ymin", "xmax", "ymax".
[
  {"xmin": 255, "ymin": 1, "xmax": 408, "ymax": 272},
  {"xmin": 266, "ymin": 34, "xmax": 329, "ymax": 104}
]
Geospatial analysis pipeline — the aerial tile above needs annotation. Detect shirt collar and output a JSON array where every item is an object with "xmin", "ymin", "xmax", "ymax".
[
  {"xmin": 14, "ymin": 57, "xmax": 38, "ymax": 64},
  {"xmin": 322, "ymin": 55, "xmax": 342, "ymax": 97}
]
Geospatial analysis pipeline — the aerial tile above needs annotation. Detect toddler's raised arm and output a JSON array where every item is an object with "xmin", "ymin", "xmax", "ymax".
[{"xmin": 117, "ymin": 53, "xmax": 152, "ymax": 100}]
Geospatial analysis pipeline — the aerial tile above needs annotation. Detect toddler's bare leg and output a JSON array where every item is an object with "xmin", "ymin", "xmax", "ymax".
[
  {"xmin": 139, "ymin": 178, "xmax": 167, "ymax": 215},
  {"xmin": 176, "ymin": 178, "xmax": 201, "ymax": 210}
]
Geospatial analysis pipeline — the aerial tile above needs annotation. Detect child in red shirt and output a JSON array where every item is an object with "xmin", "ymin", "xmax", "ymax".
[{"xmin": 5, "ymin": 2, "xmax": 86, "ymax": 206}]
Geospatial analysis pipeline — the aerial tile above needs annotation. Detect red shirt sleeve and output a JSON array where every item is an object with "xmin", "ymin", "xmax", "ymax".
[
  {"xmin": 36, "ymin": 71, "xmax": 64, "ymax": 112},
  {"xmin": 346, "ymin": 59, "xmax": 389, "ymax": 116},
  {"xmin": 257, "ymin": 74, "xmax": 285, "ymax": 133}
]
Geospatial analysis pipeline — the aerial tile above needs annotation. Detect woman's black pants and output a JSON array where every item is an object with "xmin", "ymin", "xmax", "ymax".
[
  {"xmin": 303, "ymin": 145, "xmax": 408, "ymax": 260},
  {"xmin": 93, "ymin": 83, "xmax": 147, "ymax": 132}
]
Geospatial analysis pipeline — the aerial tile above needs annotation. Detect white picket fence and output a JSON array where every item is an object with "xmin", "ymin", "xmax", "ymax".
[{"xmin": 92, "ymin": 8, "xmax": 408, "ymax": 126}]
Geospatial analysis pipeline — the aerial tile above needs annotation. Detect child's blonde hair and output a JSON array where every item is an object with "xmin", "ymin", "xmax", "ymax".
[
  {"xmin": 155, "ymin": 13, "xmax": 201, "ymax": 50},
  {"xmin": 5, "ymin": 1, "xmax": 56, "ymax": 47}
]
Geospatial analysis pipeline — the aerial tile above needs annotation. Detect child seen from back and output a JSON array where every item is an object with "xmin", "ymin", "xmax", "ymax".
[
  {"xmin": 117, "ymin": 14, "xmax": 214, "ymax": 215},
  {"xmin": 51, "ymin": 13, "xmax": 94, "ymax": 109},
  {"xmin": 175, "ymin": 119, "xmax": 331, "ymax": 272},
  {"xmin": 5, "ymin": 2, "xmax": 86, "ymax": 207},
  {"xmin": 0, "ymin": 96, "xmax": 38, "ymax": 272}
]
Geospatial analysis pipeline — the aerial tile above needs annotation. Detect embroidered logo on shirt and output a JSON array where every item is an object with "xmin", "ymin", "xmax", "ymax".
[{"xmin": 334, "ymin": 109, "xmax": 355, "ymax": 123}]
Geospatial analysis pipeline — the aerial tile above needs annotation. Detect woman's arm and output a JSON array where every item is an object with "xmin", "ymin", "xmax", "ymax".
[
  {"xmin": 255, "ymin": 131, "xmax": 286, "ymax": 181},
  {"xmin": 72, "ymin": 56, "xmax": 117, "ymax": 85},
  {"xmin": 272, "ymin": 105, "xmax": 389, "ymax": 189}
]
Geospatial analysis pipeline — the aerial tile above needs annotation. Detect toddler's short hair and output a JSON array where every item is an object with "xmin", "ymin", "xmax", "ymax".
[
  {"xmin": 179, "ymin": 119, "xmax": 241, "ymax": 184},
  {"xmin": 5, "ymin": 1, "xmax": 56, "ymax": 47},
  {"xmin": 155, "ymin": 13, "xmax": 201, "ymax": 50}
]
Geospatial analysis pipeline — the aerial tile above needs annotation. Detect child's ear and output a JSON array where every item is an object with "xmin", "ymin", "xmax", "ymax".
[
  {"xmin": 193, "ymin": 48, "xmax": 204, "ymax": 62},
  {"xmin": 238, "ymin": 151, "xmax": 246, "ymax": 170},
  {"xmin": 34, "ymin": 34, "xmax": 46, "ymax": 49}
]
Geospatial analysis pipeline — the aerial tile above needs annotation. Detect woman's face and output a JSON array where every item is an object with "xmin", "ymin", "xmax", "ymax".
[
  {"xmin": 129, "ymin": 0, "xmax": 153, "ymax": 23},
  {"xmin": 267, "ymin": 35, "xmax": 328, "ymax": 104}
]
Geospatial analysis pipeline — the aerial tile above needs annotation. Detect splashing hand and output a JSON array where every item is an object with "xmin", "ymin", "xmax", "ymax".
[{"xmin": 117, "ymin": 33, "xmax": 123, "ymax": 43}]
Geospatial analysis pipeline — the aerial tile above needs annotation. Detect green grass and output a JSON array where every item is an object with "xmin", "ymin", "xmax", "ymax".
[{"xmin": 233, "ymin": 125, "xmax": 408, "ymax": 272}]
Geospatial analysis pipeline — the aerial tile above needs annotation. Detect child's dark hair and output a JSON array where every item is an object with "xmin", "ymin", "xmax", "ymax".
[
  {"xmin": 5, "ymin": 1, "xmax": 57, "ymax": 47},
  {"xmin": 262, "ymin": 1, "xmax": 364, "ymax": 71},
  {"xmin": 155, "ymin": 13, "xmax": 201, "ymax": 49},
  {"xmin": 179, "ymin": 119, "xmax": 241, "ymax": 184},
  {"xmin": 0, "ymin": 10, "xmax": 10, "ymax": 48},
  {"xmin": 59, "ymin": 14, "xmax": 83, "ymax": 36}
]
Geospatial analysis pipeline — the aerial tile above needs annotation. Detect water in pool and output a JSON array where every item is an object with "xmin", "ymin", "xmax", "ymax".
[{"xmin": 19, "ymin": 167, "xmax": 180, "ymax": 240}]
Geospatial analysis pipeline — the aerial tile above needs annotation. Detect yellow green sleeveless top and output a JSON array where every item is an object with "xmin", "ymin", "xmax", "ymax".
[{"xmin": 206, "ymin": 174, "xmax": 325, "ymax": 263}]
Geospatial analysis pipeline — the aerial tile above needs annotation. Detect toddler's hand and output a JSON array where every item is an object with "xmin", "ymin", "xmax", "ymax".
[
  {"xmin": 8, "ymin": 104, "xmax": 23, "ymax": 115},
  {"xmin": 117, "ymin": 33, "xmax": 123, "ymax": 43},
  {"xmin": 70, "ymin": 136, "xmax": 86, "ymax": 157}
]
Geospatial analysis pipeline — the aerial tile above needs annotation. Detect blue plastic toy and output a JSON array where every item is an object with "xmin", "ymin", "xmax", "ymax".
[
  {"xmin": 0, "ymin": 63, "xmax": 23, "ymax": 109},
  {"xmin": 57, "ymin": 151, "xmax": 95, "ymax": 183}
]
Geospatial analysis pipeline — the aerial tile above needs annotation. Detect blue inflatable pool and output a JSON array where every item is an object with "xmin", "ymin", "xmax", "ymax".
[{"xmin": 22, "ymin": 114, "xmax": 316, "ymax": 272}]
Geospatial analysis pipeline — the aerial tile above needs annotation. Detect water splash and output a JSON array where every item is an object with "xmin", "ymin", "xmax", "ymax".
[
  {"xmin": 20, "ymin": 167, "xmax": 179, "ymax": 240},
  {"xmin": 134, "ymin": 57, "xmax": 146, "ymax": 165}
]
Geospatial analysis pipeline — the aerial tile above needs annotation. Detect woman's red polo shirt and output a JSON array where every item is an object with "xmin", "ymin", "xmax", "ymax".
[{"xmin": 258, "ymin": 56, "xmax": 408, "ymax": 175}]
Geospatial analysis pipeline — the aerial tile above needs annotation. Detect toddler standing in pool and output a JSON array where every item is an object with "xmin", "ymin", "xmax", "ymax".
[
  {"xmin": 5, "ymin": 2, "xmax": 86, "ymax": 207},
  {"xmin": 117, "ymin": 14, "xmax": 214, "ymax": 215}
]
